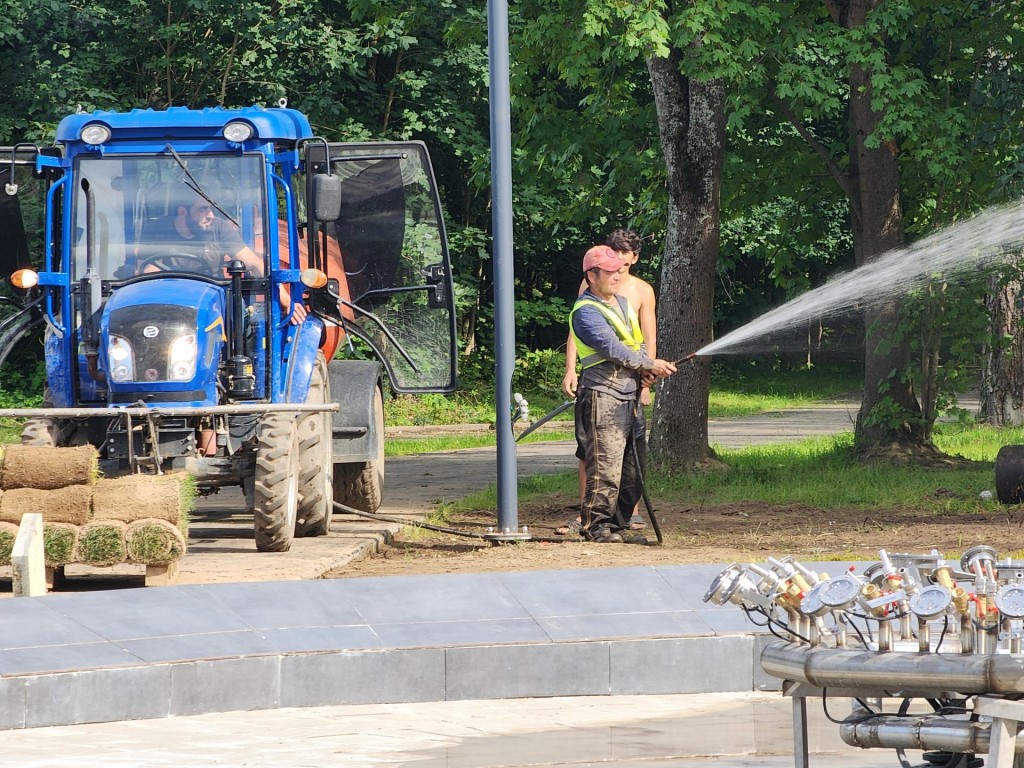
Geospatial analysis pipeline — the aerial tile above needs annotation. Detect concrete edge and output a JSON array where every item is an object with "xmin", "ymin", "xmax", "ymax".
[{"xmin": 0, "ymin": 633, "xmax": 777, "ymax": 731}]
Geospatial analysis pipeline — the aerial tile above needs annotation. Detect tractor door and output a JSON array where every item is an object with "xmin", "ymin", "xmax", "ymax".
[{"xmin": 304, "ymin": 142, "xmax": 457, "ymax": 394}]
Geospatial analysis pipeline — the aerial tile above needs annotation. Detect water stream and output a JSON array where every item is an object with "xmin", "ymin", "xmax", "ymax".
[{"xmin": 694, "ymin": 201, "xmax": 1024, "ymax": 358}]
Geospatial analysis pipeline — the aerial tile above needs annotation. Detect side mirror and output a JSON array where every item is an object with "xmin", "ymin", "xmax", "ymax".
[{"xmin": 312, "ymin": 173, "xmax": 342, "ymax": 223}]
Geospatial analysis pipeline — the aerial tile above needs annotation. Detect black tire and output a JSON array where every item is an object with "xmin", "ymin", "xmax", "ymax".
[
  {"xmin": 332, "ymin": 385, "xmax": 384, "ymax": 513},
  {"xmin": 21, "ymin": 386, "xmax": 63, "ymax": 447},
  {"xmin": 996, "ymin": 445, "xmax": 1024, "ymax": 504},
  {"xmin": 21, "ymin": 418, "xmax": 58, "ymax": 447},
  {"xmin": 295, "ymin": 353, "xmax": 333, "ymax": 537},
  {"xmin": 253, "ymin": 412, "xmax": 300, "ymax": 552}
]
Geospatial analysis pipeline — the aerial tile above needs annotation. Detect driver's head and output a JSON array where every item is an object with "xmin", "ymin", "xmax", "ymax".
[
  {"xmin": 168, "ymin": 186, "xmax": 216, "ymax": 235},
  {"xmin": 180, "ymin": 197, "xmax": 215, "ymax": 235}
]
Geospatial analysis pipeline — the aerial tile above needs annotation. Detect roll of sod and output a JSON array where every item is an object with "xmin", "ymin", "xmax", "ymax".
[
  {"xmin": 92, "ymin": 474, "xmax": 193, "ymax": 529},
  {"xmin": 43, "ymin": 522, "xmax": 79, "ymax": 568},
  {"xmin": 75, "ymin": 520, "xmax": 127, "ymax": 567},
  {"xmin": 125, "ymin": 518, "xmax": 187, "ymax": 565},
  {"xmin": 1, "ymin": 445, "xmax": 99, "ymax": 490},
  {"xmin": 0, "ymin": 521, "xmax": 17, "ymax": 567},
  {"xmin": 0, "ymin": 485, "xmax": 93, "ymax": 526}
]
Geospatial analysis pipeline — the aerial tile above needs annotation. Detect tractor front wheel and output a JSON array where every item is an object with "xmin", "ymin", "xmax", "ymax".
[
  {"xmin": 253, "ymin": 413, "xmax": 300, "ymax": 552},
  {"xmin": 295, "ymin": 353, "xmax": 333, "ymax": 537}
]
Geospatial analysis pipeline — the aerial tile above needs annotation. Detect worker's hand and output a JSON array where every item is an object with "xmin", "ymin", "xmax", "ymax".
[
  {"xmin": 561, "ymin": 371, "xmax": 578, "ymax": 399},
  {"xmin": 279, "ymin": 284, "xmax": 308, "ymax": 325},
  {"xmin": 290, "ymin": 302, "xmax": 308, "ymax": 325},
  {"xmin": 639, "ymin": 386, "xmax": 653, "ymax": 407},
  {"xmin": 646, "ymin": 358, "xmax": 677, "ymax": 380}
]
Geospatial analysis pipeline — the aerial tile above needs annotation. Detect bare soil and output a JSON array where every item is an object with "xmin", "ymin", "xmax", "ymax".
[{"xmin": 326, "ymin": 492, "xmax": 1024, "ymax": 578}]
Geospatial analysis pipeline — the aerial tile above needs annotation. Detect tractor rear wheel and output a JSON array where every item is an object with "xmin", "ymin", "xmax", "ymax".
[
  {"xmin": 253, "ymin": 412, "xmax": 300, "ymax": 552},
  {"xmin": 333, "ymin": 385, "xmax": 385, "ymax": 513},
  {"xmin": 295, "ymin": 353, "xmax": 333, "ymax": 537}
]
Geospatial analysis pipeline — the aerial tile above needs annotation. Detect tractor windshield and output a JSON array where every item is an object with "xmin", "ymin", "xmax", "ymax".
[{"xmin": 71, "ymin": 154, "xmax": 266, "ymax": 281}]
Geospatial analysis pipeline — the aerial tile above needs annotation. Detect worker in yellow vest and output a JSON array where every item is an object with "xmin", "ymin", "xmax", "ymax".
[{"xmin": 570, "ymin": 245, "xmax": 676, "ymax": 543}]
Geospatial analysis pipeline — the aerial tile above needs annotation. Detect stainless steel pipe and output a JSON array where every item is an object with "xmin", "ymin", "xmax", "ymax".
[
  {"xmin": 761, "ymin": 642, "xmax": 1024, "ymax": 694},
  {"xmin": 840, "ymin": 713, "xmax": 1020, "ymax": 754}
]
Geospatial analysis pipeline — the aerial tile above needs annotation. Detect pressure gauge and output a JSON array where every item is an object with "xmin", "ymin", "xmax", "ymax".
[
  {"xmin": 996, "ymin": 584, "xmax": 1024, "ymax": 618},
  {"xmin": 801, "ymin": 581, "xmax": 832, "ymax": 617},
  {"xmin": 909, "ymin": 584, "xmax": 952, "ymax": 620},
  {"xmin": 819, "ymin": 574, "xmax": 863, "ymax": 610}
]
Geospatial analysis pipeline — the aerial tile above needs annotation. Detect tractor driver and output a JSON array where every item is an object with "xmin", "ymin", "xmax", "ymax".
[{"xmin": 140, "ymin": 190, "xmax": 307, "ymax": 324}]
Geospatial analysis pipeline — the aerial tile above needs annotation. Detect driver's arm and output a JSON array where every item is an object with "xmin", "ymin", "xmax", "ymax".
[{"xmin": 231, "ymin": 245, "xmax": 307, "ymax": 325}]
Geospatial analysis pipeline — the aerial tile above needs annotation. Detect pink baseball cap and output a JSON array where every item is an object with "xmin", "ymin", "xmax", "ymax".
[{"xmin": 582, "ymin": 245, "xmax": 626, "ymax": 272}]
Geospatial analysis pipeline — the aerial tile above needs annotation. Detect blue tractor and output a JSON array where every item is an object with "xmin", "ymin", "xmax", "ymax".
[{"xmin": 0, "ymin": 105, "xmax": 457, "ymax": 551}]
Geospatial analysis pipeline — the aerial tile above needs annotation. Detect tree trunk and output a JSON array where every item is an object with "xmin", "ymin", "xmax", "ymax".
[
  {"xmin": 842, "ymin": 7, "xmax": 923, "ymax": 451},
  {"xmin": 980, "ymin": 266, "xmax": 1024, "ymax": 426},
  {"xmin": 644, "ymin": 50, "xmax": 724, "ymax": 469}
]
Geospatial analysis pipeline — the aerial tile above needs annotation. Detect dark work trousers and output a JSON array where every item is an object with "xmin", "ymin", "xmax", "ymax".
[{"xmin": 576, "ymin": 387, "xmax": 648, "ymax": 536}]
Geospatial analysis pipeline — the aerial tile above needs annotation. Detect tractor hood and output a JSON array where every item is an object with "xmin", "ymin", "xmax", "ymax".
[{"xmin": 99, "ymin": 278, "xmax": 226, "ymax": 406}]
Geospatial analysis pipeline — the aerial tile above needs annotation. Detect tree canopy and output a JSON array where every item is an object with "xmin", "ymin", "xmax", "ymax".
[{"xmin": 4, "ymin": 0, "xmax": 1024, "ymax": 464}]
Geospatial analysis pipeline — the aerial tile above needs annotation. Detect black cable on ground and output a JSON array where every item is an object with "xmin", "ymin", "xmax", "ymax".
[{"xmin": 331, "ymin": 500, "xmax": 573, "ymax": 543}]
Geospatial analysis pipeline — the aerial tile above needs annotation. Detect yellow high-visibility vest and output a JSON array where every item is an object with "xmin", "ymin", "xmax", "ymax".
[{"xmin": 570, "ymin": 297, "xmax": 643, "ymax": 369}]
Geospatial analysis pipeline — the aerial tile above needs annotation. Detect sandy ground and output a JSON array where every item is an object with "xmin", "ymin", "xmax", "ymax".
[{"xmin": 326, "ymin": 492, "xmax": 1024, "ymax": 578}]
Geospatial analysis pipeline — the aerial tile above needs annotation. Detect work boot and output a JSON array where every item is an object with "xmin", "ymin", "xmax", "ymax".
[{"xmin": 585, "ymin": 526, "xmax": 623, "ymax": 543}]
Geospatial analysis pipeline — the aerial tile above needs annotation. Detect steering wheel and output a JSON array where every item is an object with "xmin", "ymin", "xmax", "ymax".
[{"xmin": 137, "ymin": 251, "xmax": 220, "ymax": 277}]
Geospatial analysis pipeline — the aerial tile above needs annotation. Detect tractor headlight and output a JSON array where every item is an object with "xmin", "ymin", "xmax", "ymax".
[
  {"xmin": 168, "ymin": 334, "xmax": 198, "ymax": 381},
  {"xmin": 107, "ymin": 335, "xmax": 135, "ymax": 381},
  {"xmin": 223, "ymin": 121, "xmax": 254, "ymax": 143},
  {"xmin": 81, "ymin": 123, "xmax": 112, "ymax": 145}
]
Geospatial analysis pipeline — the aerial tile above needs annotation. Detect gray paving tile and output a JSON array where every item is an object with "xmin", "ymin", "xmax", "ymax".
[
  {"xmin": 610, "ymin": 636, "xmax": 755, "ymax": 694},
  {"xmin": 499, "ymin": 567, "xmax": 689, "ymax": 618},
  {"xmin": 0, "ymin": 642, "xmax": 144, "ymax": 675},
  {"xmin": 445, "ymin": 642, "xmax": 610, "ymax": 700},
  {"xmin": 0, "ymin": 598, "xmax": 107, "ymax": 649},
  {"xmin": 279, "ymin": 648, "xmax": 445, "ymax": 706},
  {"xmin": 258, "ymin": 624, "xmax": 382, "ymax": 653},
  {"xmin": 611, "ymin": 636, "xmax": 754, "ymax": 695},
  {"xmin": 191, "ymin": 581, "xmax": 365, "ymax": 629},
  {"xmin": 342, "ymin": 573, "xmax": 528, "ymax": 624},
  {"xmin": 372, "ymin": 617, "xmax": 550, "ymax": 648},
  {"xmin": 44, "ymin": 587, "xmax": 251, "ymax": 641},
  {"xmin": 0, "ymin": 677, "xmax": 26, "ymax": 729},
  {"xmin": 536, "ymin": 611, "xmax": 718, "ymax": 642},
  {"xmin": 23, "ymin": 665, "xmax": 171, "ymax": 727},
  {"xmin": 692, "ymin": 606, "xmax": 765, "ymax": 635},
  {"xmin": 117, "ymin": 630, "xmax": 274, "ymax": 663},
  {"xmin": 170, "ymin": 657, "xmax": 280, "ymax": 716}
]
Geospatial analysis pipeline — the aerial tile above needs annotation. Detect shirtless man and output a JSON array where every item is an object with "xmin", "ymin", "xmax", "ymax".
[{"xmin": 558, "ymin": 229, "xmax": 656, "ymax": 534}]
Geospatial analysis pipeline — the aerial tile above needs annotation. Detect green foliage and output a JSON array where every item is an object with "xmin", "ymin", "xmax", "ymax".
[
  {"xmin": 862, "ymin": 275, "xmax": 994, "ymax": 439},
  {"xmin": 4, "ymin": 0, "xmax": 1024, "ymax": 454}
]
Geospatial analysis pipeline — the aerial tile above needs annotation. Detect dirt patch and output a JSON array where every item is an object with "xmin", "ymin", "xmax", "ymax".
[{"xmin": 326, "ymin": 493, "xmax": 1024, "ymax": 579}]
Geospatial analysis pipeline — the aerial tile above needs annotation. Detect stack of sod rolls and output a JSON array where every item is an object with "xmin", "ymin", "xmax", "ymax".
[{"xmin": 0, "ymin": 445, "xmax": 193, "ymax": 570}]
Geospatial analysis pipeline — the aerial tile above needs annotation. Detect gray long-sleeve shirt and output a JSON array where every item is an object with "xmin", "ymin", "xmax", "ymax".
[{"xmin": 571, "ymin": 290, "xmax": 654, "ymax": 400}]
